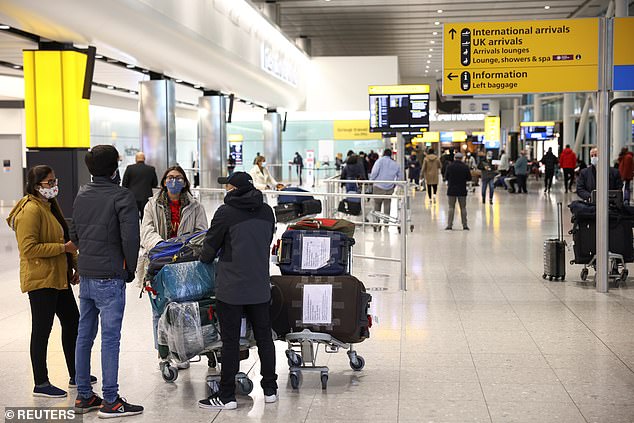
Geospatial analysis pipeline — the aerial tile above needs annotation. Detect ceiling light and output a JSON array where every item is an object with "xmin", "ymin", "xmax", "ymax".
[
  {"xmin": 126, "ymin": 64, "xmax": 135, "ymax": 68},
  {"xmin": 0, "ymin": 25, "xmax": 10, "ymax": 30},
  {"xmin": 194, "ymin": 85, "xmax": 201, "ymax": 89},
  {"xmin": 107, "ymin": 85, "xmax": 114, "ymax": 90},
  {"xmin": 95, "ymin": 55, "xmax": 103, "ymax": 59},
  {"xmin": 427, "ymin": 60, "xmax": 431, "ymax": 63},
  {"xmin": 129, "ymin": 90, "xmax": 136, "ymax": 94},
  {"xmin": 434, "ymin": 21, "xmax": 440, "ymax": 25},
  {"xmin": 436, "ymin": 69, "xmax": 440, "ymax": 72},
  {"xmin": 425, "ymin": 65, "xmax": 430, "ymax": 69},
  {"xmin": 430, "ymin": 41, "xmax": 435, "ymax": 44},
  {"xmin": 433, "ymin": 31, "xmax": 438, "ymax": 35},
  {"xmin": 437, "ymin": 9, "xmax": 443, "ymax": 13},
  {"xmin": 544, "ymin": 5, "xmax": 550, "ymax": 9},
  {"xmin": 429, "ymin": 48, "xmax": 434, "ymax": 52},
  {"xmin": 175, "ymin": 79, "xmax": 183, "ymax": 83},
  {"xmin": 142, "ymin": 69, "xmax": 149, "ymax": 74},
  {"xmin": 428, "ymin": 54, "xmax": 432, "ymax": 58}
]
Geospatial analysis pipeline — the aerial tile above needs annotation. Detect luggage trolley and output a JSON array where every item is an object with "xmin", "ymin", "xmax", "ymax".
[
  {"xmin": 284, "ymin": 329, "xmax": 365, "ymax": 390},
  {"xmin": 369, "ymin": 188, "xmax": 414, "ymax": 233}
]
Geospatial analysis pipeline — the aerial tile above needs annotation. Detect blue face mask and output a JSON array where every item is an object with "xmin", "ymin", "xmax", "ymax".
[{"xmin": 166, "ymin": 178, "xmax": 185, "ymax": 195}]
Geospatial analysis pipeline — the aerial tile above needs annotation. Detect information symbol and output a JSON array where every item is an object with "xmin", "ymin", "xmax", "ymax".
[{"xmin": 576, "ymin": 54, "xmax": 581, "ymax": 60}]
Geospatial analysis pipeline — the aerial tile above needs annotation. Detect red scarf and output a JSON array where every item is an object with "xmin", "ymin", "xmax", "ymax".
[{"xmin": 169, "ymin": 199, "xmax": 180, "ymax": 237}]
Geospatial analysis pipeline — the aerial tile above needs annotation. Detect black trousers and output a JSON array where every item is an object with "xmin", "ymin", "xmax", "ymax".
[
  {"xmin": 563, "ymin": 168, "xmax": 575, "ymax": 191},
  {"xmin": 427, "ymin": 184, "xmax": 438, "ymax": 199},
  {"xmin": 136, "ymin": 200, "xmax": 148, "ymax": 220},
  {"xmin": 544, "ymin": 169, "xmax": 554, "ymax": 191},
  {"xmin": 517, "ymin": 174, "xmax": 528, "ymax": 193},
  {"xmin": 216, "ymin": 301, "xmax": 277, "ymax": 401},
  {"xmin": 28, "ymin": 287, "xmax": 79, "ymax": 386}
]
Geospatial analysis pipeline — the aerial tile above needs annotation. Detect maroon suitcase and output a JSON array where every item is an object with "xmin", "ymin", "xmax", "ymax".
[{"xmin": 270, "ymin": 275, "xmax": 371, "ymax": 344}]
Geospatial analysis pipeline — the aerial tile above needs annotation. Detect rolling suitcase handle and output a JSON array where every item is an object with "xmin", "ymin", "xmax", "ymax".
[{"xmin": 557, "ymin": 202, "xmax": 564, "ymax": 243}]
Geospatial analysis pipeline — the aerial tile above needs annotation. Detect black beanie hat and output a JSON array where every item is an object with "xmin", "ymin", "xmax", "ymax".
[{"xmin": 85, "ymin": 145, "xmax": 119, "ymax": 177}]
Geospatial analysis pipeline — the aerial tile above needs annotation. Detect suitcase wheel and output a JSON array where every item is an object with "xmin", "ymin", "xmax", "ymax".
[
  {"xmin": 289, "ymin": 371, "xmax": 301, "ymax": 390},
  {"xmin": 320, "ymin": 372, "xmax": 328, "ymax": 390},
  {"xmin": 286, "ymin": 350, "xmax": 303, "ymax": 367},
  {"xmin": 542, "ymin": 274, "xmax": 547, "ymax": 280},
  {"xmin": 349, "ymin": 355, "xmax": 365, "ymax": 371},
  {"xmin": 621, "ymin": 269, "xmax": 629, "ymax": 282},
  {"xmin": 580, "ymin": 268, "xmax": 589, "ymax": 281},
  {"xmin": 160, "ymin": 362, "xmax": 178, "ymax": 383},
  {"xmin": 236, "ymin": 374, "xmax": 254, "ymax": 395}
]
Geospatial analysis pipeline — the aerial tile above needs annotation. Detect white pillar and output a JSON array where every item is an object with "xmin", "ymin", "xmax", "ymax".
[
  {"xmin": 534, "ymin": 94, "xmax": 543, "ymax": 122},
  {"xmin": 512, "ymin": 98, "xmax": 520, "ymax": 132},
  {"xmin": 563, "ymin": 94, "xmax": 575, "ymax": 149},
  {"xmin": 199, "ymin": 94, "xmax": 227, "ymax": 188},
  {"xmin": 263, "ymin": 111, "xmax": 283, "ymax": 182},
  {"xmin": 139, "ymin": 79, "xmax": 176, "ymax": 179}
]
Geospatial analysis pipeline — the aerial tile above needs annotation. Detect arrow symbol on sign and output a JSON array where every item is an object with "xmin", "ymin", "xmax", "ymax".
[
  {"xmin": 448, "ymin": 72, "xmax": 457, "ymax": 81},
  {"xmin": 449, "ymin": 28, "xmax": 457, "ymax": 40}
]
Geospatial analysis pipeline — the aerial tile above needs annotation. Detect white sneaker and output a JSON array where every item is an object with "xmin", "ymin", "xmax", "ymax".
[
  {"xmin": 198, "ymin": 395, "xmax": 237, "ymax": 410},
  {"xmin": 264, "ymin": 392, "xmax": 278, "ymax": 404}
]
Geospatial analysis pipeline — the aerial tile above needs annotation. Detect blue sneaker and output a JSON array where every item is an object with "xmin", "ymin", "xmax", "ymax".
[
  {"xmin": 33, "ymin": 384, "xmax": 67, "ymax": 398},
  {"xmin": 69, "ymin": 375, "xmax": 98, "ymax": 388}
]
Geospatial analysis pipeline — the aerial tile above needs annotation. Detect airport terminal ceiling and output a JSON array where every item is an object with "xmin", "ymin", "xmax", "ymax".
[{"xmin": 0, "ymin": 0, "xmax": 630, "ymax": 106}]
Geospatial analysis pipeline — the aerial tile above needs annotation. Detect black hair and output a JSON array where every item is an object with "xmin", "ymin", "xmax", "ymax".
[
  {"xmin": 25, "ymin": 165, "xmax": 70, "ymax": 245},
  {"xmin": 160, "ymin": 165, "xmax": 191, "ymax": 194},
  {"xmin": 428, "ymin": 148, "xmax": 435, "ymax": 155},
  {"xmin": 346, "ymin": 150, "xmax": 355, "ymax": 157},
  {"xmin": 383, "ymin": 149, "xmax": 392, "ymax": 157},
  {"xmin": 85, "ymin": 145, "xmax": 119, "ymax": 177}
]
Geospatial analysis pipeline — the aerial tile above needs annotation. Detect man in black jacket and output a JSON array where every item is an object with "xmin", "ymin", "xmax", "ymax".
[
  {"xmin": 540, "ymin": 147, "xmax": 559, "ymax": 193},
  {"xmin": 198, "ymin": 172, "xmax": 277, "ymax": 410},
  {"xmin": 577, "ymin": 148, "xmax": 622, "ymax": 201},
  {"xmin": 445, "ymin": 153, "xmax": 472, "ymax": 231},
  {"xmin": 71, "ymin": 145, "xmax": 143, "ymax": 418},
  {"xmin": 122, "ymin": 152, "xmax": 158, "ymax": 219}
]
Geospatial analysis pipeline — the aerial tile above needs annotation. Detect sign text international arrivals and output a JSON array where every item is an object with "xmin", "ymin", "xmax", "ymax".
[{"xmin": 443, "ymin": 19, "xmax": 599, "ymax": 95}]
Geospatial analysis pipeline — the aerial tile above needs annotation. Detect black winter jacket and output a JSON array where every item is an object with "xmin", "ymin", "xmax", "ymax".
[
  {"xmin": 199, "ymin": 187, "xmax": 275, "ymax": 305},
  {"xmin": 445, "ymin": 161, "xmax": 472, "ymax": 197},
  {"xmin": 576, "ymin": 166, "xmax": 622, "ymax": 201},
  {"xmin": 122, "ymin": 162, "xmax": 158, "ymax": 203},
  {"xmin": 71, "ymin": 177, "xmax": 140, "ymax": 281}
]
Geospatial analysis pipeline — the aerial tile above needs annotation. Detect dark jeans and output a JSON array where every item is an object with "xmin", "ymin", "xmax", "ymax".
[
  {"xmin": 28, "ymin": 287, "xmax": 79, "ymax": 386},
  {"xmin": 625, "ymin": 180, "xmax": 632, "ymax": 204},
  {"xmin": 216, "ymin": 301, "xmax": 277, "ymax": 402},
  {"xmin": 136, "ymin": 200, "xmax": 148, "ymax": 220},
  {"xmin": 481, "ymin": 178, "xmax": 495, "ymax": 201},
  {"xmin": 563, "ymin": 168, "xmax": 575, "ymax": 192},
  {"xmin": 544, "ymin": 169, "xmax": 554, "ymax": 191},
  {"xmin": 76, "ymin": 278, "xmax": 126, "ymax": 403},
  {"xmin": 516, "ymin": 174, "xmax": 528, "ymax": 193},
  {"xmin": 427, "ymin": 184, "xmax": 438, "ymax": 199}
]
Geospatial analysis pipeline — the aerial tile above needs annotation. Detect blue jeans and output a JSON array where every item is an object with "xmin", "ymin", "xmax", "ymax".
[
  {"xmin": 481, "ymin": 178, "xmax": 495, "ymax": 201},
  {"xmin": 75, "ymin": 277, "xmax": 126, "ymax": 403}
]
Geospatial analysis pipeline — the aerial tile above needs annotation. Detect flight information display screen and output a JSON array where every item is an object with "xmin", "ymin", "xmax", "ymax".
[{"xmin": 369, "ymin": 85, "xmax": 430, "ymax": 133}]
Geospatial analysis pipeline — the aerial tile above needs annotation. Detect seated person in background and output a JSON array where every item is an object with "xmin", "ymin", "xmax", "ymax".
[{"xmin": 576, "ymin": 148, "xmax": 622, "ymax": 201}]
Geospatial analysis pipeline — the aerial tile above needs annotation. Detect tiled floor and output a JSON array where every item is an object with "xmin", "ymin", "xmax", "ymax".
[{"xmin": 1, "ymin": 177, "xmax": 634, "ymax": 422}]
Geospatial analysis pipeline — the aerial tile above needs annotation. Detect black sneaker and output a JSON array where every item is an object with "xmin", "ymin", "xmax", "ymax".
[
  {"xmin": 75, "ymin": 394, "xmax": 102, "ymax": 414},
  {"xmin": 33, "ymin": 383, "xmax": 67, "ymax": 398},
  {"xmin": 198, "ymin": 395, "xmax": 237, "ymax": 410},
  {"xmin": 69, "ymin": 375, "xmax": 98, "ymax": 388},
  {"xmin": 463, "ymin": 226, "xmax": 470, "ymax": 231},
  {"xmin": 97, "ymin": 397, "xmax": 143, "ymax": 419}
]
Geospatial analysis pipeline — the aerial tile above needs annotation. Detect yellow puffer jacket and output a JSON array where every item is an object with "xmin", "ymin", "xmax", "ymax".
[{"xmin": 7, "ymin": 195, "xmax": 70, "ymax": 293}]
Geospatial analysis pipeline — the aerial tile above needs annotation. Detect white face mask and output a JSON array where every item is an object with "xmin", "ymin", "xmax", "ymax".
[
  {"xmin": 261, "ymin": 162, "xmax": 267, "ymax": 167},
  {"xmin": 590, "ymin": 156, "xmax": 599, "ymax": 166},
  {"xmin": 37, "ymin": 185, "xmax": 59, "ymax": 199}
]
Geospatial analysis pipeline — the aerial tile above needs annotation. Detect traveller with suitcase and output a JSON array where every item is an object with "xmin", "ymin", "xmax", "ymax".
[
  {"xmin": 138, "ymin": 166, "xmax": 208, "ymax": 369},
  {"xmin": 198, "ymin": 171, "xmax": 278, "ymax": 410}
]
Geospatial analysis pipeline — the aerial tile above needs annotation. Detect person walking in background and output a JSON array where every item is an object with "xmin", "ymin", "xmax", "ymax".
[
  {"xmin": 367, "ymin": 149, "xmax": 379, "ymax": 173},
  {"xmin": 444, "ymin": 153, "xmax": 471, "ymax": 231},
  {"xmin": 292, "ymin": 152, "xmax": 304, "ymax": 185},
  {"xmin": 122, "ymin": 152, "xmax": 158, "ymax": 220},
  {"xmin": 335, "ymin": 152, "xmax": 343, "ymax": 171},
  {"xmin": 341, "ymin": 152, "xmax": 367, "ymax": 193},
  {"xmin": 6, "ymin": 165, "xmax": 89, "ymax": 399},
  {"xmin": 514, "ymin": 151, "xmax": 529, "ymax": 194},
  {"xmin": 139, "ymin": 166, "xmax": 208, "ymax": 367},
  {"xmin": 498, "ymin": 149, "xmax": 510, "ymax": 190},
  {"xmin": 249, "ymin": 156, "xmax": 284, "ymax": 191},
  {"xmin": 370, "ymin": 149, "xmax": 402, "ymax": 231},
  {"xmin": 540, "ymin": 147, "xmax": 559, "ymax": 193},
  {"xmin": 618, "ymin": 147, "xmax": 633, "ymax": 204},
  {"xmin": 71, "ymin": 145, "xmax": 143, "ymax": 418},
  {"xmin": 560, "ymin": 145, "xmax": 577, "ymax": 193},
  {"xmin": 227, "ymin": 155, "xmax": 236, "ymax": 176},
  {"xmin": 407, "ymin": 152, "xmax": 422, "ymax": 190},
  {"xmin": 478, "ymin": 152, "xmax": 498, "ymax": 204},
  {"xmin": 422, "ymin": 148, "xmax": 442, "ymax": 203}
]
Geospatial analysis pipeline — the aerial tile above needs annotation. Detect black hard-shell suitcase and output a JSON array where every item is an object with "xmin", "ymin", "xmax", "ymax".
[
  {"xmin": 270, "ymin": 275, "xmax": 371, "ymax": 344},
  {"xmin": 277, "ymin": 230, "xmax": 354, "ymax": 276},
  {"xmin": 274, "ymin": 203, "xmax": 302, "ymax": 223},
  {"xmin": 571, "ymin": 215, "xmax": 634, "ymax": 264},
  {"xmin": 543, "ymin": 202, "xmax": 566, "ymax": 281}
]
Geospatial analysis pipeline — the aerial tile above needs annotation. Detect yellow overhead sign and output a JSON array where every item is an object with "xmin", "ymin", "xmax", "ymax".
[
  {"xmin": 614, "ymin": 17, "xmax": 634, "ymax": 91},
  {"xmin": 452, "ymin": 131, "xmax": 467, "ymax": 142},
  {"xmin": 520, "ymin": 121, "xmax": 556, "ymax": 127},
  {"xmin": 422, "ymin": 131, "xmax": 440, "ymax": 142},
  {"xmin": 484, "ymin": 116, "xmax": 501, "ymax": 143},
  {"xmin": 443, "ymin": 18, "xmax": 599, "ymax": 95},
  {"xmin": 333, "ymin": 120, "xmax": 382, "ymax": 140},
  {"xmin": 368, "ymin": 84, "xmax": 430, "ymax": 95}
]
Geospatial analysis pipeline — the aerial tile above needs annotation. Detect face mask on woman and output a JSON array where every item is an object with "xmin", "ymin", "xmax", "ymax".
[
  {"xmin": 166, "ymin": 178, "xmax": 185, "ymax": 195},
  {"xmin": 261, "ymin": 161, "xmax": 267, "ymax": 167},
  {"xmin": 37, "ymin": 185, "xmax": 59, "ymax": 199}
]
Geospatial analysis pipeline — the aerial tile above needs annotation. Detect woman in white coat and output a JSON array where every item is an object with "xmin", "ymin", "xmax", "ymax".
[
  {"xmin": 249, "ymin": 155, "xmax": 284, "ymax": 191},
  {"xmin": 139, "ymin": 165, "xmax": 208, "ymax": 368}
]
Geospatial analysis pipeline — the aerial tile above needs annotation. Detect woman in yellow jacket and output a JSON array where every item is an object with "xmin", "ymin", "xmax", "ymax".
[{"xmin": 7, "ymin": 165, "xmax": 95, "ymax": 399}]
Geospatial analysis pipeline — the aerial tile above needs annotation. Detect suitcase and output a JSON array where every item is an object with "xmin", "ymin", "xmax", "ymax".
[
  {"xmin": 274, "ymin": 203, "xmax": 302, "ymax": 223},
  {"xmin": 543, "ymin": 202, "xmax": 566, "ymax": 281},
  {"xmin": 299, "ymin": 199, "xmax": 322, "ymax": 216},
  {"xmin": 289, "ymin": 218, "xmax": 356, "ymax": 238},
  {"xmin": 278, "ymin": 187, "xmax": 314, "ymax": 204},
  {"xmin": 277, "ymin": 230, "xmax": 354, "ymax": 276},
  {"xmin": 571, "ymin": 214, "xmax": 634, "ymax": 264},
  {"xmin": 337, "ymin": 198, "xmax": 361, "ymax": 216},
  {"xmin": 270, "ymin": 275, "xmax": 371, "ymax": 344}
]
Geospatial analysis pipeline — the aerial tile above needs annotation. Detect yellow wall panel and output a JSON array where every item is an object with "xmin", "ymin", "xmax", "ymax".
[
  {"xmin": 23, "ymin": 51, "xmax": 38, "ymax": 148},
  {"xmin": 34, "ymin": 51, "xmax": 64, "ymax": 148}
]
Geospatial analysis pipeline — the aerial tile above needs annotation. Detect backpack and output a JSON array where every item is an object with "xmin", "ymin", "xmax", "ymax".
[{"xmin": 147, "ymin": 231, "xmax": 207, "ymax": 278}]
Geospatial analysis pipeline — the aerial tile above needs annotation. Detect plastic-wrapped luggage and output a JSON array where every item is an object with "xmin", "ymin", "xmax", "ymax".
[
  {"xmin": 276, "ymin": 230, "xmax": 354, "ymax": 276},
  {"xmin": 146, "ymin": 260, "xmax": 216, "ymax": 314},
  {"xmin": 270, "ymin": 275, "xmax": 371, "ymax": 344}
]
